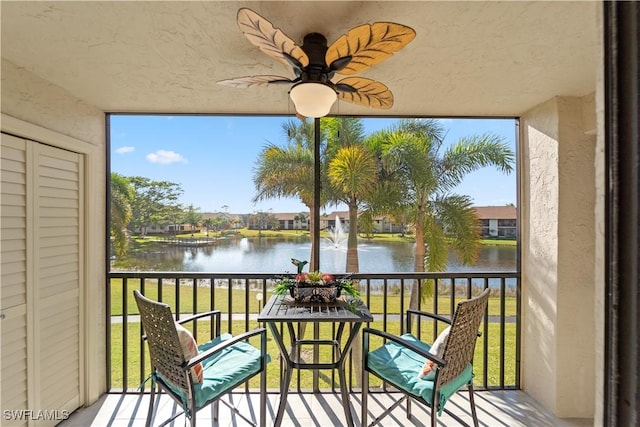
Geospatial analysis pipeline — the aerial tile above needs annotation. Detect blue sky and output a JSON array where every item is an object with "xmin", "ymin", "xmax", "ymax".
[{"xmin": 110, "ymin": 115, "xmax": 517, "ymax": 214}]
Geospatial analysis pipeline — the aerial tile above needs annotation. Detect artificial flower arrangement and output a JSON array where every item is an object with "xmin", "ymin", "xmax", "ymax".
[{"xmin": 273, "ymin": 259, "xmax": 360, "ymax": 303}]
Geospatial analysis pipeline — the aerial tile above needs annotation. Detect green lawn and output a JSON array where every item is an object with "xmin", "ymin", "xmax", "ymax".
[
  {"xmin": 109, "ymin": 282, "xmax": 518, "ymax": 390},
  {"xmin": 110, "ymin": 281, "xmax": 517, "ymax": 318},
  {"xmin": 479, "ymin": 238, "xmax": 517, "ymax": 246},
  {"xmin": 110, "ymin": 319, "xmax": 516, "ymax": 390}
]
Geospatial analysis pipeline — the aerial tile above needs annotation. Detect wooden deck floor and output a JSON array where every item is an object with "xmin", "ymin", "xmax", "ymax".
[{"xmin": 59, "ymin": 390, "xmax": 593, "ymax": 427}]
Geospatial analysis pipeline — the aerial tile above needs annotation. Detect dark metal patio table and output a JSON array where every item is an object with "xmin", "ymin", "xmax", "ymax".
[{"xmin": 257, "ymin": 294, "xmax": 373, "ymax": 427}]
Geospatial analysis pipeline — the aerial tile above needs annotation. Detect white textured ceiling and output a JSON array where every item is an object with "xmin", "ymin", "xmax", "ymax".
[{"xmin": 1, "ymin": 1, "xmax": 598, "ymax": 117}]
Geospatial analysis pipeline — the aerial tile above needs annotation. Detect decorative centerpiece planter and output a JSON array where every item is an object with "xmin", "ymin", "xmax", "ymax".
[
  {"xmin": 273, "ymin": 261, "xmax": 360, "ymax": 304},
  {"xmin": 290, "ymin": 271, "xmax": 340, "ymax": 303},
  {"xmin": 291, "ymin": 280, "xmax": 341, "ymax": 303}
]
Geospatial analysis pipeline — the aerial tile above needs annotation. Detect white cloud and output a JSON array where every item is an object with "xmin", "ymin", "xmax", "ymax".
[
  {"xmin": 115, "ymin": 146, "xmax": 134, "ymax": 154},
  {"xmin": 146, "ymin": 150, "xmax": 188, "ymax": 165}
]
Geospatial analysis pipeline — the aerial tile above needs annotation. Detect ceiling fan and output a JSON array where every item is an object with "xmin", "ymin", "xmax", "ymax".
[{"xmin": 217, "ymin": 8, "xmax": 416, "ymax": 118}]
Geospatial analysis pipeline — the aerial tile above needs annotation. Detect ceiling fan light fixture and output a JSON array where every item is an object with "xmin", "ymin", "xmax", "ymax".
[{"xmin": 289, "ymin": 82, "xmax": 337, "ymax": 118}]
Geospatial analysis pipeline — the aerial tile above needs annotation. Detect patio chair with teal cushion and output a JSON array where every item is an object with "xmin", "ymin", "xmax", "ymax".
[
  {"xmin": 133, "ymin": 290, "xmax": 269, "ymax": 427},
  {"xmin": 362, "ymin": 288, "xmax": 490, "ymax": 427}
]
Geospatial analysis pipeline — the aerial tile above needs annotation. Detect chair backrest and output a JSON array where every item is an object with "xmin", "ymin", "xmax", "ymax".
[
  {"xmin": 133, "ymin": 290, "xmax": 190, "ymax": 392},
  {"xmin": 435, "ymin": 288, "xmax": 490, "ymax": 389}
]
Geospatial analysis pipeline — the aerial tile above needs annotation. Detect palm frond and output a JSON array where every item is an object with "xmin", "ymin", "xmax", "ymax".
[
  {"xmin": 440, "ymin": 133, "xmax": 515, "ymax": 189},
  {"xmin": 324, "ymin": 117, "xmax": 366, "ymax": 159},
  {"xmin": 393, "ymin": 118, "xmax": 446, "ymax": 144},
  {"xmin": 252, "ymin": 143, "xmax": 315, "ymax": 205},
  {"xmin": 434, "ymin": 194, "xmax": 481, "ymax": 265},
  {"xmin": 328, "ymin": 145, "xmax": 378, "ymax": 199},
  {"xmin": 281, "ymin": 118, "xmax": 317, "ymax": 149},
  {"xmin": 422, "ymin": 214, "xmax": 449, "ymax": 272}
]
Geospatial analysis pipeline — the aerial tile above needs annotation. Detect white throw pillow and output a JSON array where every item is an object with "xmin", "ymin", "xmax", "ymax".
[
  {"xmin": 417, "ymin": 326, "xmax": 451, "ymax": 380},
  {"xmin": 175, "ymin": 322, "xmax": 203, "ymax": 383}
]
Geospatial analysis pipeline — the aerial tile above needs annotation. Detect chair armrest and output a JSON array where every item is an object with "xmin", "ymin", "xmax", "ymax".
[
  {"xmin": 185, "ymin": 327, "xmax": 268, "ymax": 369},
  {"xmin": 407, "ymin": 309, "xmax": 482, "ymax": 337},
  {"xmin": 363, "ymin": 327, "xmax": 446, "ymax": 368},
  {"xmin": 176, "ymin": 309, "xmax": 222, "ymax": 325},
  {"xmin": 406, "ymin": 309, "xmax": 452, "ymax": 336},
  {"xmin": 406, "ymin": 309, "xmax": 452, "ymax": 325},
  {"xmin": 140, "ymin": 310, "xmax": 223, "ymax": 342}
]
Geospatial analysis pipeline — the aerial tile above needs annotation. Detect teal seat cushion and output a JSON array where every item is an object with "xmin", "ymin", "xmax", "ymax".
[
  {"xmin": 367, "ymin": 333, "xmax": 473, "ymax": 415},
  {"xmin": 159, "ymin": 333, "xmax": 269, "ymax": 409}
]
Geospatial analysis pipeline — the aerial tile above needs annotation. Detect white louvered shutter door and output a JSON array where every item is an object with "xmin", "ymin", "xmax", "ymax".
[
  {"xmin": 1, "ymin": 134, "xmax": 29, "ymax": 427},
  {"xmin": 32, "ymin": 142, "xmax": 82, "ymax": 425},
  {"xmin": 1, "ymin": 133, "xmax": 84, "ymax": 426}
]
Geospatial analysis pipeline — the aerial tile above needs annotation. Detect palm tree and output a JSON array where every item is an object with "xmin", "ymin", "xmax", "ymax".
[
  {"xmin": 183, "ymin": 204, "xmax": 202, "ymax": 236},
  {"xmin": 253, "ymin": 118, "xmax": 326, "ymax": 267},
  {"xmin": 373, "ymin": 119, "xmax": 515, "ymax": 309},
  {"xmin": 327, "ymin": 144, "xmax": 378, "ymax": 273},
  {"xmin": 110, "ymin": 172, "xmax": 133, "ymax": 257},
  {"xmin": 323, "ymin": 117, "xmax": 376, "ymax": 274},
  {"xmin": 324, "ymin": 118, "xmax": 378, "ymax": 388},
  {"xmin": 202, "ymin": 218, "xmax": 213, "ymax": 236},
  {"xmin": 294, "ymin": 212, "xmax": 309, "ymax": 233},
  {"xmin": 253, "ymin": 119, "xmax": 330, "ymax": 363},
  {"xmin": 164, "ymin": 204, "xmax": 184, "ymax": 237}
]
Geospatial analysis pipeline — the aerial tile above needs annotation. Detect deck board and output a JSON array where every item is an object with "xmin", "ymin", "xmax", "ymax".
[{"xmin": 59, "ymin": 391, "xmax": 593, "ymax": 427}]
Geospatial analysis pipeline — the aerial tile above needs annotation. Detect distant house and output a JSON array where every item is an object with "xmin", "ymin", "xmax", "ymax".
[
  {"xmin": 321, "ymin": 211, "xmax": 349, "ymax": 231},
  {"xmin": 201, "ymin": 212, "xmax": 245, "ymax": 230},
  {"xmin": 167, "ymin": 223, "xmax": 201, "ymax": 234},
  {"xmin": 372, "ymin": 215, "xmax": 405, "ymax": 234},
  {"xmin": 473, "ymin": 205, "xmax": 517, "ymax": 238},
  {"xmin": 321, "ymin": 211, "xmax": 405, "ymax": 234},
  {"xmin": 132, "ymin": 223, "xmax": 201, "ymax": 235},
  {"xmin": 133, "ymin": 223, "xmax": 200, "ymax": 234},
  {"xmin": 275, "ymin": 212, "xmax": 310, "ymax": 230},
  {"xmin": 271, "ymin": 211, "xmax": 352, "ymax": 232}
]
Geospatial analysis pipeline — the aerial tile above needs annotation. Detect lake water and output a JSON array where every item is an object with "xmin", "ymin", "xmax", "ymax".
[{"xmin": 122, "ymin": 236, "xmax": 517, "ymax": 274}]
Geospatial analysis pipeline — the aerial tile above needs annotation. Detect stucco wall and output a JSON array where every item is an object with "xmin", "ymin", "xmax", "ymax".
[
  {"xmin": 593, "ymin": 7, "xmax": 605, "ymax": 424},
  {"xmin": 521, "ymin": 98, "xmax": 560, "ymax": 411},
  {"xmin": 521, "ymin": 95, "xmax": 596, "ymax": 418},
  {"xmin": 1, "ymin": 59, "xmax": 104, "ymax": 146},
  {"xmin": 556, "ymin": 96, "xmax": 596, "ymax": 416},
  {"xmin": 1, "ymin": 58, "xmax": 107, "ymax": 403}
]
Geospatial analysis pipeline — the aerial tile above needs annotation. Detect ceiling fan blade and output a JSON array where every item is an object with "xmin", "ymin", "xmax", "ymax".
[
  {"xmin": 335, "ymin": 77, "xmax": 394, "ymax": 109},
  {"xmin": 328, "ymin": 56, "xmax": 353, "ymax": 73},
  {"xmin": 326, "ymin": 22, "xmax": 416, "ymax": 75},
  {"xmin": 217, "ymin": 75, "xmax": 294, "ymax": 89},
  {"xmin": 237, "ymin": 8, "xmax": 309, "ymax": 70}
]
